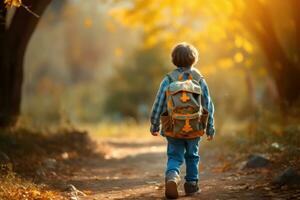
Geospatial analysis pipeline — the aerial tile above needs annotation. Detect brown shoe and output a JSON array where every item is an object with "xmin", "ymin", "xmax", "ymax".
[
  {"xmin": 184, "ymin": 181, "xmax": 200, "ymax": 196},
  {"xmin": 165, "ymin": 171, "xmax": 180, "ymax": 199}
]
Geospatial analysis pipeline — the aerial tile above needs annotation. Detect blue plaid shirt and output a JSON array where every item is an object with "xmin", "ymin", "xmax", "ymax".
[{"xmin": 150, "ymin": 68, "xmax": 215, "ymax": 136}]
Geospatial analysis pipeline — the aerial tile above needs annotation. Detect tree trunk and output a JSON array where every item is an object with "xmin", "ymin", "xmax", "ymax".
[
  {"xmin": 0, "ymin": 0, "xmax": 51, "ymax": 127},
  {"xmin": 244, "ymin": 69, "xmax": 258, "ymax": 135},
  {"xmin": 290, "ymin": 0, "xmax": 300, "ymax": 68},
  {"xmin": 242, "ymin": 0, "xmax": 300, "ymax": 109}
]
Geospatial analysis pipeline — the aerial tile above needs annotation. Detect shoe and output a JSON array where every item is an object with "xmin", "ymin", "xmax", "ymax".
[
  {"xmin": 165, "ymin": 171, "xmax": 180, "ymax": 199},
  {"xmin": 184, "ymin": 181, "xmax": 200, "ymax": 196}
]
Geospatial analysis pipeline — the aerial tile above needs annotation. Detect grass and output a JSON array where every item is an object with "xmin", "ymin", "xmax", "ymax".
[
  {"xmin": 0, "ymin": 126, "xmax": 97, "ymax": 200},
  {"xmin": 0, "ymin": 169, "xmax": 65, "ymax": 200},
  {"xmin": 81, "ymin": 121, "xmax": 152, "ymax": 138},
  {"xmin": 0, "ymin": 126, "xmax": 96, "ymax": 173}
]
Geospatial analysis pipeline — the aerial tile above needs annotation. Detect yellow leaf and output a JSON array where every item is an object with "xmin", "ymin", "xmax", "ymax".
[
  {"xmin": 234, "ymin": 36, "xmax": 244, "ymax": 48},
  {"xmin": 234, "ymin": 52, "xmax": 244, "ymax": 63},
  {"xmin": 4, "ymin": 0, "xmax": 22, "ymax": 8},
  {"xmin": 243, "ymin": 40, "xmax": 254, "ymax": 54},
  {"xmin": 30, "ymin": 190, "xmax": 41, "ymax": 197},
  {"xmin": 144, "ymin": 35, "xmax": 157, "ymax": 49}
]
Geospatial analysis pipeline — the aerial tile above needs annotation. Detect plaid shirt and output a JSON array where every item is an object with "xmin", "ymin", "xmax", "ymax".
[{"xmin": 150, "ymin": 68, "xmax": 215, "ymax": 136}]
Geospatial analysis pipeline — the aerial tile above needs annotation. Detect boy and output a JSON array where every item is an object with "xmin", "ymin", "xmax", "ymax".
[{"xmin": 150, "ymin": 42, "xmax": 215, "ymax": 199}]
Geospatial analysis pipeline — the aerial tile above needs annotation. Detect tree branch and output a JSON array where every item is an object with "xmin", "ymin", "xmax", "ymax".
[{"xmin": 7, "ymin": 0, "xmax": 51, "ymax": 58}]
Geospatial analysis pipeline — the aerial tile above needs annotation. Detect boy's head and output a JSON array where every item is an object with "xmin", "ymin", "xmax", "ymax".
[{"xmin": 171, "ymin": 42, "xmax": 198, "ymax": 68}]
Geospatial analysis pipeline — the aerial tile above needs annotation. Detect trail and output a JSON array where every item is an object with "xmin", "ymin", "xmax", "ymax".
[{"xmin": 53, "ymin": 136, "xmax": 278, "ymax": 200}]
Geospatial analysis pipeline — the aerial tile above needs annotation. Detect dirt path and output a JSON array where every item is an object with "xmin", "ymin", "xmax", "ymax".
[
  {"xmin": 49, "ymin": 136, "xmax": 285, "ymax": 200},
  {"xmin": 2, "ymin": 129, "xmax": 299, "ymax": 200}
]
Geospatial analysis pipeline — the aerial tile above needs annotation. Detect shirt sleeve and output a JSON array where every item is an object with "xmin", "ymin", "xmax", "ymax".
[
  {"xmin": 150, "ymin": 77, "xmax": 170, "ymax": 133},
  {"xmin": 200, "ymin": 79, "xmax": 215, "ymax": 136}
]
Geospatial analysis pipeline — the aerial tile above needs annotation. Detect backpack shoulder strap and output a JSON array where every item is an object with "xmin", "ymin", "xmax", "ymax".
[
  {"xmin": 190, "ymin": 68, "xmax": 204, "ymax": 82},
  {"xmin": 167, "ymin": 69, "xmax": 181, "ymax": 82}
]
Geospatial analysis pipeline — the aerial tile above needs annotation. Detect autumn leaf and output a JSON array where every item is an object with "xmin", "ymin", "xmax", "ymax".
[
  {"xmin": 4, "ymin": 0, "xmax": 22, "ymax": 8},
  {"xmin": 4, "ymin": 0, "xmax": 40, "ymax": 18}
]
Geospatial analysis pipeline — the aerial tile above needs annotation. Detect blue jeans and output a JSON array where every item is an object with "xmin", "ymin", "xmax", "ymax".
[{"xmin": 165, "ymin": 137, "xmax": 201, "ymax": 182}]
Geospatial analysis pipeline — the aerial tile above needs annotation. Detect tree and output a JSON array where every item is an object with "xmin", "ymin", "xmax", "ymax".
[
  {"xmin": 0, "ymin": 0, "xmax": 51, "ymax": 127},
  {"xmin": 242, "ymin": 0, "xmax": 300, "ymax": 108},
  {"xmin": 110, "ymin": 0, "xmax": 300, "ymax": 109},
  {"xmin": 104, "ymin": 45, "xmax": 170, "ymax": 120}
]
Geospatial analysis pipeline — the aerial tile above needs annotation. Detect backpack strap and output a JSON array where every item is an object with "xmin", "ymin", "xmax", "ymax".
[
  {"xmin": 167, "ymin": 69, "xmax": 181, "ymax": 82},
  {"xmin": 165, "ymin": 70, "xmax": 181, "ymax": 115},
  {"xmin": 190, "ymin": 68, "xmax": 204, "ymax": 82}
]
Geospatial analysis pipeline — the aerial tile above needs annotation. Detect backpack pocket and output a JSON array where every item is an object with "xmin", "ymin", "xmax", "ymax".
[
  {"xmin": 200, "ymin": 108, "xmax": 209, "ymax": 130},
  {"xmin": 172, "ymin": 113, "xmax": 201, "ymax": 137},
  {"xmin": 160, "ymin": 115, "xmax": 173, "ymax": 132}
]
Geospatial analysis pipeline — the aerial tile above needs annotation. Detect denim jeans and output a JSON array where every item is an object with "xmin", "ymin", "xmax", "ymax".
[{"xmin": 165, "ymin": 136, "xmax": 201, "ymax": 182}]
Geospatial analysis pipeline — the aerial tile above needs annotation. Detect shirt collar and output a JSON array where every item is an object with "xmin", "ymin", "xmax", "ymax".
[{"xmin": 177, "ymin": 66, "xmax": 192, "ymax": 72}]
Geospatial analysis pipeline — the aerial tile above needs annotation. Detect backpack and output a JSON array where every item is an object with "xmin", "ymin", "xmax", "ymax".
[{"xmin": 160, "ymin": 68, "xmax": 209, "ymax": 139}]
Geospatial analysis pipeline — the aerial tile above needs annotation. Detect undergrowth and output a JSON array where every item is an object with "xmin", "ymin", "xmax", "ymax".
[
  {"xmin": 0, "ymin": 169, "xmax": 66, "ymax": 200},
  {"xmin": 0, "ymin": 126, "xmax": 97, "ymax": 199}
]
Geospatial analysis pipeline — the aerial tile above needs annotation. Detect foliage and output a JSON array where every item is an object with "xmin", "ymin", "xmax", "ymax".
[
  {"xmin": 0, "ymin": 126, "xmax": 97, "ymax": 200},
  {"xmin": 0, "ymin": 170, "xmax": 65, "ymax": 200},
  {"xmin": 109, "ymin": 0, "xmax": 258, "ymax": 72},
  {"xmin": 87, "ymin": 121, "xmax": 151, "ymax": 138},
  {"xmin": 0, "ymin": 126, "xmax": 96, "ymax": 175},
  {"xmin": 4, "ymin": 0, "xmax": 21, "ymax": 8},
  {"xmin": 22, "ymin": 1, "xmax": 139, "ymax": 125},
  {"xmin": 104, "ymin": 45, "xmax": 170, "ymax": 120},
  {"xmin": 4, "ymin": 0, "xmax": 298, "ymax": 133},
  {"xmin": 252, "ymin": 108, "xmax": 300, "ymax": 147},
  {"xmin": 110, "ymin": 0, "xmax": 300, "ymax": 105}
]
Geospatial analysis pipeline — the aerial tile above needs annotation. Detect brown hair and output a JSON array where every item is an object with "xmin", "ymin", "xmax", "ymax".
[{"xmin": 171, "ymin": 42, "xmax": 198, "ymax": 68}]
